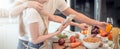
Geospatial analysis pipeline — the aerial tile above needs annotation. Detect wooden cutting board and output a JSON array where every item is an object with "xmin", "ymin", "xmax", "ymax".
[{"xmin": 52, "ymin": 43, "xmax": 86, "ymax": 49}]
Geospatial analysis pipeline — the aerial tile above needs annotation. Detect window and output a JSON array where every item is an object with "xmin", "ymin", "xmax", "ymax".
[
  {"xmin": 0, "ymin": 0, "xmax": 12, "ymax": 9},
  {"xmin": 0, "ymin": 0, "xmax": 18, "ymax": 49}
]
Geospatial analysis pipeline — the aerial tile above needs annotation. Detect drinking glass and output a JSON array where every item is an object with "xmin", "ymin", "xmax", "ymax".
[{"xmin": 107, "ymin": 17, "xmax": 113, "ymax": 24}]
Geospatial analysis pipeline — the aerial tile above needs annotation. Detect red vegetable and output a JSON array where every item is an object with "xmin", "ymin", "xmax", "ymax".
[
  {"xmin": 70, "ymin": 36, "xmax": 76, "ymax": 43},
  {"xmin": 70, "ymin": 42, "xmax": 82, "ymax": 48},
  {"xmin": 58, "ymin": 38, "xmax": 65, "ymax": 45}
]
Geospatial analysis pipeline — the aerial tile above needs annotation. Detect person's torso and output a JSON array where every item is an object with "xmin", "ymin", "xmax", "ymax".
[{"xmin": 19, "ymin": 0, "xmax": 67, "ymax": 41}]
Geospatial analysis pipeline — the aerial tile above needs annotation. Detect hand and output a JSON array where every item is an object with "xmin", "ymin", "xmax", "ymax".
[
  {"xmin": 57, "ymin": 20, "xmax": 70, "ymax": 34},
  {"xmin": 77, "ymin": 23, "xmax": 89, "ymax": 30},
  {"xmin": 97, "ymin": 22, "xmax": 108, "ymax": 31},
  {"xmin": 24, "ymin": 1, "xmax": 44, "ymax": 11}
]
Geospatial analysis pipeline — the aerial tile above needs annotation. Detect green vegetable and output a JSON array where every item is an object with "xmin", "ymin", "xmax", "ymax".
[{"xmin": 57, "ymin": 34, "xmax": 68, "ymax": 39}]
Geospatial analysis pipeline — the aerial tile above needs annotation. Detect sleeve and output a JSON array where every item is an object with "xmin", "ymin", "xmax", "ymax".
[
  {"xmin": 24, "ymin": 8, "xmax": 42, "ymax": 24},
  {"xmin": 16, "ymin": 0, "xmax": 28, "ymax": 3},
  {"xmin": 56, "ymin": 0, "xmax": 69, "ymax": 12}
]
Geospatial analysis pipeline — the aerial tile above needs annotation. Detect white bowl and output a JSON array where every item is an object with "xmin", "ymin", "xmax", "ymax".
[{"xmin": 83, "ymin": 39, "xmax": 100, "ymax": 49}]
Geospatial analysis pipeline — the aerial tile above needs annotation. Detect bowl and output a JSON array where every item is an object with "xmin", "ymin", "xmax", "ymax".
[{"xmin": 82, "ymin": 37, "xmax": 100, "ymax": 49}]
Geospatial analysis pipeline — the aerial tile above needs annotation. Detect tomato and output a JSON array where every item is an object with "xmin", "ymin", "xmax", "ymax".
[
  {"xmin": 100, "ymin": 32, "xmax": 108, "ymax": 37},
  {"xmin": 70, "ymin": 36, "xmax": 76, "ymax": 43},
  {"xmin": 99, "ymin": 29, "xmax": 108, "ymax": 37},
  {"xmin": 108, "ymin": 33, "xmax": 112, "ymax": 40}
]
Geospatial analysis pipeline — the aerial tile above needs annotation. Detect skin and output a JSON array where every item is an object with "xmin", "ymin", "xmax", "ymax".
[
  {"xmin": 10, "ymin": 0, "xmax": 88, "ymax": 30},
  {"xmin": 10, "ymin": 0, "xmax": 107, "ymax": 44}
]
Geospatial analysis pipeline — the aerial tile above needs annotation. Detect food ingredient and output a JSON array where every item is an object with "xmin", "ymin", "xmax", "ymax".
[
  {"xmin": 70, "ymin": 36, "xmax": 76, "ymax": 43},
  {"xmin": 58, "ymin": 38, "xmax": 65, "ymax": 45},
  {"xmin": 91, "ymin": 26, "xmax": 99, "ymax": 34},
  {"xmin": 81, "ymin": 30, "xmax": 87, "ymax": 34},
  {"xmin": 70, "ymin": 42, "xmax": 82, "ymax": 48},
  {"xmin": 84, "ymin": 37, "xmax": 99, "ymax": 43},
  {"xmin": 57, "ymin": 33, "xmax": 68, "ymax": 39},
  {"xmin": 106, "ymin": 24, "xmax": 112, "ymax": 33},
  {"xmin": 75, "ymin": 33, "xmax": 79, "ymax": 39},
  {"xmin": 99, "ymin": 29, "xmax": 108, "ymax": 37},
  {"xmin": 108, "ymin": 32, "xmax": 112, "ymax": 40}
]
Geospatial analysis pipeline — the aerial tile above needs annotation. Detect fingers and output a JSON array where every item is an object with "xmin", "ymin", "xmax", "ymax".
[
  {"xmin": 97, "ymin": 22, "xmax": 108, "ymax": 31},
  {"xmin": 26, "ymin": 1, "xmax": 44, "ymax": 10},
  {"xmin": 83, "ymin": 26, "xmax": 88, "ymax": 30},
  {"xmin": 34, "ymin": 2, "xmax": 44, "ymax": 10},
  {"xmin": 57, "ymin": 20, "xmax": 70, "ymax": 32},
  {"xmin": 79, "ymin": 23, "xmax": 89, "ymax": 30}
]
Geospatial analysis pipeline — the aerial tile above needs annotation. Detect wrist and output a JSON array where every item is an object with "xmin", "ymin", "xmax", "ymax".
[
  {"xmin": 55, "ymin": 30, "xmax": 61, "ymax": 35},
  {"xmin": 70, "ymin": 22, "xmax": 75, "ymax": 26},
  {"xmin": 95, "ymin": 21, "xmax": 100, "ymax": 26},
  {"xmin": 70, "ymin": 22, "xmax": 79, "ymax": 27}
]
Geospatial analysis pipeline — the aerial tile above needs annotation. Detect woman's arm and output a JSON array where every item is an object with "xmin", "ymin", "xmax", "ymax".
[
  {"xmin": 39, "ymin": 11, "xmax": 88, "ymax": 30},
  {"xmin": 11, "ymin": 0, "xmax": 88, "ymax": 30},
  {"xmin": 29, "ymin": 22, "xmax": 69, "ymax": 44},
  {"xmin": 25, "ymin": 8, "xmax": 70, "ymax": 44},
  {"xmin": 49, "ymin": 15, "xmax": 88, "ymax": 30}
]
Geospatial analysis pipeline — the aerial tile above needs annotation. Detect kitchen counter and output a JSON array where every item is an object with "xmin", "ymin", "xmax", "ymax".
[
  {"xmin": 52, "ymin": 42, "xmax": 86, "ymax": 49},
  {"xmin": 52, "ymin": 38, "xmax": 86, "ymax": 49}
]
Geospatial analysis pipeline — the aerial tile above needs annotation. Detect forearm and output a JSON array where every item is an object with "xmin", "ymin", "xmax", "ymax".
[
  {"xmin": 40, "ymin": 11, "xmax": 65, "ymax": 23},
  {"xmin": 70, "ymin": 22, "xmax": 80, "ymax": 27},
  {"xmin": 32, "ymin": 31, "xmax": 59, "ymax": 44},
  {"xmin": 63, "ymin": 8, "xmax": 100, "ymax": 26},
  {"xmin": 75, "ymin": 13, "xmax": 99, "ymax": 26},
  {"xmin": 52, "ymin": 16, "xmax": 65, "ymax": 23},
  {"xmin": 49, "ymin": 15, "xmax": 79, "ymax": 27},
  {"xmin": 52, "ymin": 16, "xmax": 80, "ymax": 27},
  {"xmin": 48, "ymin": 14, "xmax": 79, "ymax": 27},
  {"xmin": 10, "ymin": 2, "xmax": 27, "ymax": 17},
  {"xmin": 40, "ymin": 10, "xmax": 80, "ymax": 27}
]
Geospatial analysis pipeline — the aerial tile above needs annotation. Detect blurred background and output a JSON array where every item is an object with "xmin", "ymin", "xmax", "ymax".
[{"xmin": 0, "ymin": 0, "xmax": 120, "ymax": 49}]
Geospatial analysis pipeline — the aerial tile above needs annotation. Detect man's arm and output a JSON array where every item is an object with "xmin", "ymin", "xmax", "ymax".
[
  {"xmin": 10, "ymin": 1, "xmax": 27, "ymax": 17},
  {"xmin": 62, "ymin": 7, "xmax": 100, "ymax": 26},
  {"xmin": 10, "ymin": 1, "xmax": 43, "ymax": 17},
  {"xmin": 62, "ymin": 7, "xmax": 107, "ymax": 30},
  {"xmin": 41, "ymin": 11, "xmax": 88, "ymax": 30}
]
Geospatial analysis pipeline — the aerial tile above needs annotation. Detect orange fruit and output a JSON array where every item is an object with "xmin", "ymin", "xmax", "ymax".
[{"xmin": 81, "ymin": 30, "xmax": 87, "ymax": 34}]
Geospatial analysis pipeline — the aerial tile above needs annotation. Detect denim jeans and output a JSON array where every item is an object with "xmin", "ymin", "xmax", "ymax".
[
  {"xmin": 17, "ymin": 39, "xmax": 28, "ymax": 49},
  {"xmin": 28, "ymin": 42, "xmax": 44, "ymax": 49},
  {"xmin": 17, "ymin": 39, "xmax": 44, "ymax": 49}
]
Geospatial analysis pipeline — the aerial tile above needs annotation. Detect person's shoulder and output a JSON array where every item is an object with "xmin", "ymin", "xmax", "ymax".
[
  {"xmin": 16, "ymin": 0, "xmax": 28, "ymax": 2},
  {"xmin": 25, "ymin": 8, "xmax": 38, "ymax": 13},
  {"xmin": 26, "ymin": 8, "xmax": 37, "ymax": 11},
  {"xmin": 17, "ymin": 0, "xmax": 28, "ymax": 1},
  {"xmin": 56, "ymin": 0, "xmax": 65, "ymax": 1}
]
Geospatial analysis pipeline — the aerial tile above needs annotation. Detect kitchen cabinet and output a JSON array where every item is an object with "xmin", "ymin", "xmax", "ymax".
[{"xmin": 0, "ymin": 18, "xmax": 19, "ymax": 49}]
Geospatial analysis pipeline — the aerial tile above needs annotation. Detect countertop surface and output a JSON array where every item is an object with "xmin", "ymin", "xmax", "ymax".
[{"xmin": 52, "ymin": 42, "xmax": 86, "ymax": 49}]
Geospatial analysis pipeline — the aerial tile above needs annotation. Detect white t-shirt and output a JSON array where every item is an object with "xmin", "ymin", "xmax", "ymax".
[{"xmin": 19, "ymin": 0, "xmax": 69, "ymax": 41}]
